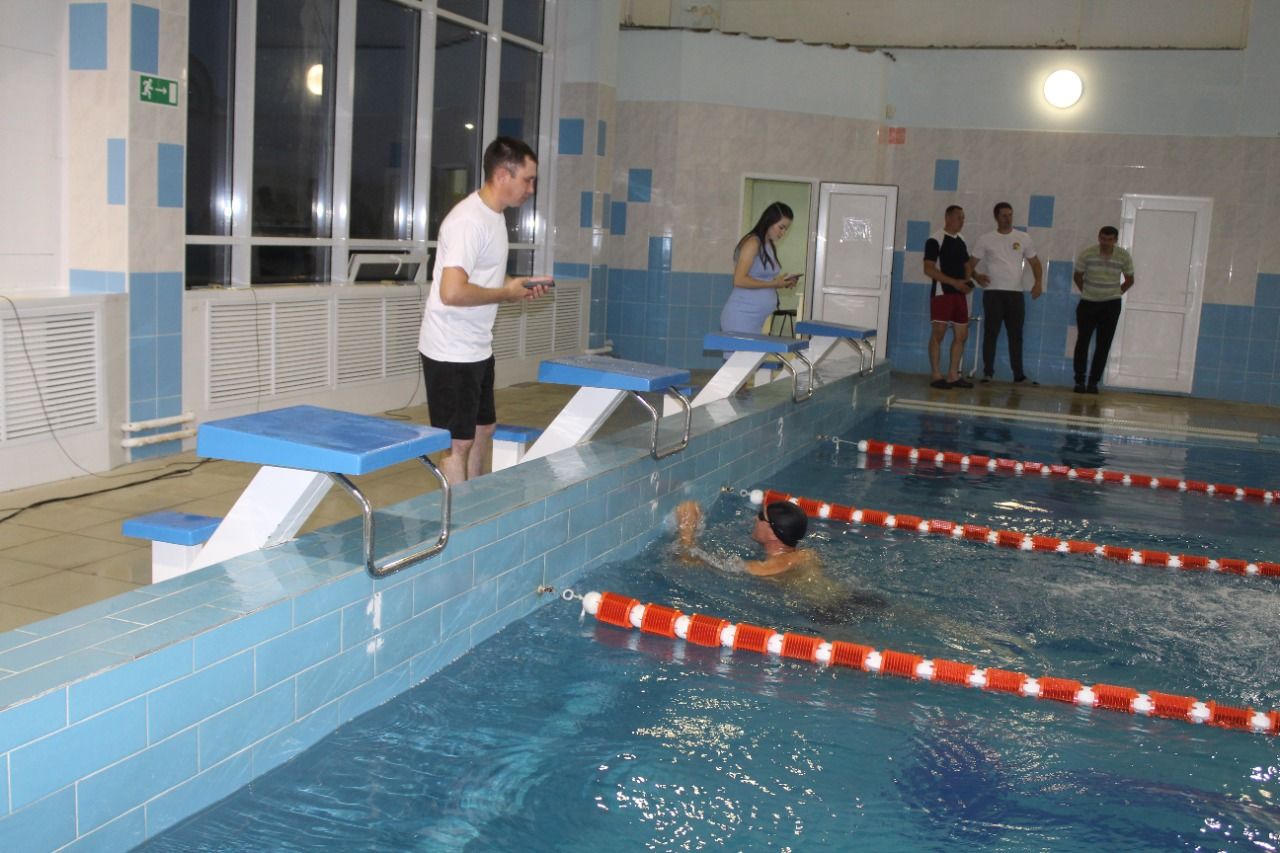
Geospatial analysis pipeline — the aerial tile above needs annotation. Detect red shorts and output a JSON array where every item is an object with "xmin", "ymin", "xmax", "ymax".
[{"xmin": 930, "ymin": 292, "xmax": 969, "ymax": 326}]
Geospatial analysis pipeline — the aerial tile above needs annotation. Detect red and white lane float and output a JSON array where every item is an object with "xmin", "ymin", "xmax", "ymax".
[
  {"xmin": 578, "ymin": 590, "xmax": 1280, "ymax": 736},
  {"xmin": 751, "ymin": 488, "xmax": 1280, "ymax": 581},
  {"xmin": 855, "ymin": 437, "xmax": 1277, "ymax": 503}
]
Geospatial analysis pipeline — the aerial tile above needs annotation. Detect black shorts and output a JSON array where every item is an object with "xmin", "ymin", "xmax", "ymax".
[{"xmin": 421, "ymin": 354, "xmax": 496, "ymax": 441}]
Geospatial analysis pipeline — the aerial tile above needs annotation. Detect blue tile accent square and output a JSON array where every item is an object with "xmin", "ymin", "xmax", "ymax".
[
  {"xmin": 610, "ymin": 201, "xmax": 627, "ymax": 236},
  {"xmin": 905, "ymin": 220, "xmax": 931, "ymax": 252},
  {"xmin": 157, "ymin": 272, "xmax": 183, "ymax": 335},
  {"xmin": 107, "ymin": 138, "xmax": 126, "ymax": 205},
  {"xmin": 579, "ymin": 191, "xmax": 593, "ymax": 228},
  {"xmin": 129, "ymin": 336, "xmax": 158, "ymax": 402},
  {"xmin": 69, "ymin": 268, "xmax": 106, "ymax": 294},
  {"xmin": 106, "ymin": 271, "xmax": 126, "ymax": 293},
  {"xmin": 78, "ymin": 730, "xmax": 196, "ymax": 833},
  {"xmin": 10, "ymin": 699, "xmax": 147, "ymax": 809},
  {"xmin": 597, "ymin": 119, "xmax": 607, "ymax": 156},
  {"xmin": 157, "ymin": 143, "xmax": 184, "ymax": 208},
  {"xmin": 129, "ymin": 272, "xmax": 157, "ymax": 336},
  {"xmin": 1257, "ymin": 273, "xmax": 1280, "ymax": 308},
  {"xmin": 69, "ymin": 3, "xmax": 108, "ymax": 70},
  {"xmin": 0, "ymin": 788, "xmax": 76, "ymax": 852},
  {"xmin": 933, "ymin": 159, "xmax": 959, "ymax": 192},
  {"xmin": 1028, "ymin": 194, "xmax": 1055, "ymax": 228},
  {"xmin": 156, "ymin": 334, "xmax": 182, "ymax": 399},
  {"xmin": 648, "ymin": 235, "xmax": 672, "ymax": 272},
  {"xmin": 130, "ymin": 3, "xmax": 159, "ymax": 74},
  {"xmin": 559, "ymin": 118, "xmax": 584, "ymax": 155},
  {"xmin": 628, "ymin": 168, "xmax": 652, "ymax": 203}
]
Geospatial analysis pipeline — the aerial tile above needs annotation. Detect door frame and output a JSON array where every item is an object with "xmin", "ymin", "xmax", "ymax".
[{"xmin": 1107, "ymin": 193, "xmax": 1213, "ymax": 393}]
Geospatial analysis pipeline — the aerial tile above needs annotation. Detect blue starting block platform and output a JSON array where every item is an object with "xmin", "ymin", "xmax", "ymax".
[
  {"xmin": 188, "ymin": 405, "xmax": 453, "ymax": 579},
  {"xmin": 122, "ymin": 511, "xmax": 222, "ymax": 582},
  {"xmin": 666, "ymin": 332, "xmax": 813, "ymax": 415},
  {"xmin": 795, "ymin": 319, "xmax": 877, "ymax": 376},
  {"xmin": 506, "ymin": 355, "xmax": 693, "ymax": 468}
]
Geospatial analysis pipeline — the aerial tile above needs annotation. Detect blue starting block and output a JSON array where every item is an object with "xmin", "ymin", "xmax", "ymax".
[
  {"xmin": 668, "ymin": 332, "xmax": 814, "ymax": 414},
  {"xmin": 491, "ymin": 423, "xmax": 544, "ymax": 469},
  {"xmin": 192, "ymin": 405, "xmax": 453, "ymax": 579},
  {"xmin": 795, "ymin": 319, "xmax": 877, "ymax": 376},
  {"xmin": 122, "ymin": 511, "xmax": 222, "ymax": 582},
  {"xmin": 511, "ymin": 355, "xmax": 693, "ymax": 467}
]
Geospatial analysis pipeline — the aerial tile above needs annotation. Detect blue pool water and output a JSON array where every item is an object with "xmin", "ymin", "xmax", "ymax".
[{"xmin": 141, "ymin": 409, "xmax": 1280, "ymax": 851}]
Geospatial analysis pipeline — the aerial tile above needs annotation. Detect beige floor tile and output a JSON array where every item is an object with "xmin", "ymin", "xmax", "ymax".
[
  {"xmin": 0, "ymin": 523, "xmax": 58, "ymax": 550},
  {"xmin": 0, "ymin": 558, "xmax": 64, "ymax": 587},
  {"xmin": 13, "ymin": 502, "xmax": 127, "ymax": 534},
  {"xmin": 71, "ymin": 548, "xmax": 153, "ymax": 585},
  {"xmin": 0, "ymin": 570, "xmax": 141, "ymax": 614},
  {"xmin": 4, "ymin": 533, "xmax": 138, "ymax": 570},
  {"xmin": 0, "ymin": 601, "xmax": 54, "ymax": 632}
]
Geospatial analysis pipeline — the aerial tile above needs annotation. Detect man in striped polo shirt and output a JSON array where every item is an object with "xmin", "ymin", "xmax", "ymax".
[{"xmin": 1072, "ymin": 226, "xmax": 1135, "ymax": 394}]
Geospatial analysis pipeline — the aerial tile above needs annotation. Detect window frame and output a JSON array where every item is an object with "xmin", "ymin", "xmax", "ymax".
[{"xmin": 184, "ymin": 0, "xmax": 556, "ymax": 288}]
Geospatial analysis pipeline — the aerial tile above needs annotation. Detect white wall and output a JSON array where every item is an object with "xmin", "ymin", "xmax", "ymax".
[
  {"xmin": 561, "ymin": 0, "xmax": 621, "ymax": 85},
  {"xmin": 0, "ymin": 0, "xmax": 64, "ymax": 294},
  {"xmin": 617, "ymin": 29, "xmax": 887, "ymax": 121}
]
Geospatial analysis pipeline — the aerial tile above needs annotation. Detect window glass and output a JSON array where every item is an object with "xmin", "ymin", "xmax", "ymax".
[
  {"xmin": 252, "ymin": 247, "xmax": 332, "ymax": 284},
  {"xmin": 350, "ymin": 0, "xmax": 419, "ymax": 240},
  {"xmin": 185, "ymin": 245, "xmax": 232, "ymax": 288},
  {"xmin": 428, "ymin": 21, "xmax": 485, "ymax": 241},
  {"xmin": 251, "ymin": 0, "xmax": 337, "ymax": 243},
  {"xmin": 502, "ymin": 0, "xmax": 544, "ymax": 43},
  {"xmin": 506, "ymin": 249, "xmax": 533, "ymax": 277},
  {"xmin": 498, "ymin": 41, "xmax": 541, "ymax": 244},
  {"xmin": 186, "ymin": 0, "xmax": 235, "ymax": 236},
  {"xmin": 438, "ymin": 0, "xmax": 487, "ymax": 24}
]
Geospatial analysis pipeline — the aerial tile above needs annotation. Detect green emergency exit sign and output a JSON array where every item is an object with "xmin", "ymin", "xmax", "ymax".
[{"xmin": 139, "ymin": 74, "xmax": 178, "ymax": 106}]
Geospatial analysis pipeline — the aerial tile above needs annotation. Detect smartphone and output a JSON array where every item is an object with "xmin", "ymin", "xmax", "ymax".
[
  {"xmin": 788, "ymin": 273, "xmax": 804, "ymax": 282},
  {"xmin": 523, "ymin": 278, "xmax": 555, "ymax": 289}
]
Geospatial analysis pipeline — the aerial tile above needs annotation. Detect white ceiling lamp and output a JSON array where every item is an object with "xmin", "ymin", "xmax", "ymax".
[
  {"xmin": 1043, "ymin": 69, "xmax": 1083, "ymax": 109},
  {"xmin": 306, "ymin": 63, "xmax": 324, "ymax": 97}
]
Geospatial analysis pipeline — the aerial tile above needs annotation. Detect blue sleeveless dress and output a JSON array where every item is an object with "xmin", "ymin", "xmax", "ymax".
[{"xmin": 720, "ymin": 243, "xmax": 779, "ymax": 335}]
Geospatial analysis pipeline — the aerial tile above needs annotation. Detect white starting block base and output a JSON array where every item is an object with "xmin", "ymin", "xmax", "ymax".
[{"xmin": 664, "ymin": 332, "xmax": 812, "ymax": 416}]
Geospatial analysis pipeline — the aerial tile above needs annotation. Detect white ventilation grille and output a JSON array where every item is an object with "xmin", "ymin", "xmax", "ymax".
[
  {"xmin": 553, "ymin": 287, "xmax": 584, "ymax": 353},
  {"xmin": 1, "ymin": 310, "xmax": 101, "ymax": 442},
  {"xmin": 524, "ymin": 297, "xmax": 554, "ymax": 357},
  {"xmin": 337, "ymin": 299, "xmax": 384, "ymax": 384},
  {"xmin": 384, "ymin": 294, "xmax": 421, "ymax": 377},
  {"xmin": 274, "ymin": 301, "xmax": 331, "ymax": 394},
  {"xmin": 492, "ymin": 302, "xmax": 522, "ymax": 361},
  {"xmin": 208, "ymin": 303, "xmax": 271, "ymax": 405}
]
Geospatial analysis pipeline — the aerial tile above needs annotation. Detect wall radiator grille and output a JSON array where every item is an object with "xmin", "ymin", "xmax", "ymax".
[{"xmin": 1, "ymin": 309, "xmax": 101, "ymax": 442}]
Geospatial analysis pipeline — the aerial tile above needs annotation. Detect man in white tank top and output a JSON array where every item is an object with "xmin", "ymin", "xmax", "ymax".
[{"xmin": 418, "ymin": 137, "xmax": 552, "ymax": 484}]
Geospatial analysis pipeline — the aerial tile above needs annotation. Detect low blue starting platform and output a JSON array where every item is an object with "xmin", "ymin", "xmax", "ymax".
[
  {"xmin": 795, "ymin": 319, "xmax": 877, "ymax": 376},
  {"xmin": 506, "ymin": 355, "xmax": 693, "ymax": 468},
  {"xmin": 666, "ymin": 332, "xmax": 813, "ymax": 415},
  {"xmin": 188, "ymin": 405, "xmax": 453, "ymax": 579}
]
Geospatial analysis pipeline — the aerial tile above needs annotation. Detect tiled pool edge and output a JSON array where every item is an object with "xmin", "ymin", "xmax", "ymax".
[{"xmin": 0, "ymin": 369, "xmax": 890, "ymax": 852}]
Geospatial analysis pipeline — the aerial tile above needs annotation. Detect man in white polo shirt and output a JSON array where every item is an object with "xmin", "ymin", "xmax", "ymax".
[
  {"xmin": 1072, "ymin": 225, "xmax": 1136, "ymax": 394},
  {"xmin": 419, "ymin": 136, "xmax": 552, "ymax": 484},
  {"xmin": 970, "ymin": 202, "xmax": 1044, "ymax": 385}
]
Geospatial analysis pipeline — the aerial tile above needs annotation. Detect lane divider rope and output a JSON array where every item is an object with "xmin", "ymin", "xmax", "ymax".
[
  {"xmin": 581, "ymin": 590, "xmax": 1280, "ymax": 736},
  {"xmin": 753, "ymin": 488, "xmax": 1280, "ymax": 581},
  {"xmin": 853, "ymin": 437, "xmax": 1276, "ymax": 503}
]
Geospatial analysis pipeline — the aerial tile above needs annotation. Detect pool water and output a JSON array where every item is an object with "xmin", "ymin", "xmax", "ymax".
[{"xmin": 141, "ymin": 410, "xmax": 1280, "ymax": 851}]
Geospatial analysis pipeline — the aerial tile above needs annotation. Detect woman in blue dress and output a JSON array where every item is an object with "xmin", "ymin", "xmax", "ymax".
[{"xmin": 720, "ymin": 202, "xmax": 799, "ymax": 336}]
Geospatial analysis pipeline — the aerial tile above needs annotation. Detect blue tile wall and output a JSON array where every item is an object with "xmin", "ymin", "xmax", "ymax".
[
  {"xmin": 628, "ymin": 168, "xmax": 652, "ymax": 203},
  {"xmin": 107, "ymin": 138, "xmax": 126, "ymax": 205},
  {"xmin": 597, "ymin": 120, "xmax": 608, "ymax": 156},
  {"xmin": 157, "ymin": 143, "xmax": 184, "ymax": 208},
  {"xmin": 559, "ymin": 118, "xmax": 584, "ymax": 155},
  {"xmin": 933, "ymin": 159, "xmax": 959, "ymax": 192},
  {"xmin": 579, "ymin": 191, "xmax": 593, "ymax": 228},
  {"xmin": 610, "ymin": 201, "xmax": 627, "ymax": 236},
  {"xmin": 905, "ymin": 220, "xmax": 931, "ymax": 252},
  {"xmin": 128, "ymin": 271, "xmax": 184, "ymax": 460},
  {"xmin": 130, "ymin": 3, "xmax": 159, "ymax": 74},
  {"xmin": 601, "ymin": 192, "xmax": 612, "ymax": 231},
  {"xmin": 1028, "ymin": 194, "xmax": 1055, "ymax": 228},
  {"xmin": 69, "ymin": 3, "xmax": 108, "ymax": 71}
]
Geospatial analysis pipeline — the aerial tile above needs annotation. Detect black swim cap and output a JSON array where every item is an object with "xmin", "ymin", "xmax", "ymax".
[{"xmin": 762, "ymin": 501, "xmax": 807, "ymax": 547}]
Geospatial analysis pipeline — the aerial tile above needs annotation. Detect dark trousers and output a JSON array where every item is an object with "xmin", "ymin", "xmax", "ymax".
[
  {"xmin": 1073, "ymin": 298, "xmax": 1123, "ymax": 385},
  {"xmin": 981, "ymin": 290, "xmax": 1026, "ymax": 378}
]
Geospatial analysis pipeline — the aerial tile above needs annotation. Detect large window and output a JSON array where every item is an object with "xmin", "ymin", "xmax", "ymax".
[{"xmin": 184, "ymin": 0, "xmax": 551, "ymax": 288}]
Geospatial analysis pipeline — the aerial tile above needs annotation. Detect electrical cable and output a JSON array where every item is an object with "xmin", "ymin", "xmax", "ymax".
[{"xmin": 0, "ymin": 458, "xmax": 211, "ymax": 525}]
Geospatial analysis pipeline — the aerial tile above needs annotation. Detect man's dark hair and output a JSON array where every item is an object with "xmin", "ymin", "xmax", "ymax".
[
  {"xmin": 764, "ymin": 501, "xmax": 807, "ymax": 548},
  {"xmin": 993, "ymin": 202, "xmax": 1012, "ymax": 218},
  {"xmin": 483, "ymin": 136, "xmax": 537, "ymax": 182},
  {"xmin": 1099, "ymin": 225, "xmax": 1119, "ymax": 239},
  {"xmin": 945, "ymin": 204, "xmax": 964, "ymax": 217}
]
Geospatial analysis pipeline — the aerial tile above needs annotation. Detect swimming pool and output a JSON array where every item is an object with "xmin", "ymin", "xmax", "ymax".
[{"xmin": 139, "ymin": 409, "xmax": 1280, "ymax": 851}]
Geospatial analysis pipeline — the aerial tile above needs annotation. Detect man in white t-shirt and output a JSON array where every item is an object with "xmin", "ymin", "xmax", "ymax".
[
  {"xmin": 969, "ymin": 202, "xmax": 1044, "ymax": 385},
  {"xmin": 419, "ymin": 137, "xmax": 552, "ymax": 484}
]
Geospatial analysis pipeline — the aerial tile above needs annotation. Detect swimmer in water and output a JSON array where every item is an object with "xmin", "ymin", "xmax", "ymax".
[{"xmin": 674, "ymin": 499, "xmax": 819, "ymax": 576}]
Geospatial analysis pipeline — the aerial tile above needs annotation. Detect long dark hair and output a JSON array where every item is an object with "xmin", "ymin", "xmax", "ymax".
[{"xmin": 734, "ymin": 201, "xmax": 793, "ymax": 270}]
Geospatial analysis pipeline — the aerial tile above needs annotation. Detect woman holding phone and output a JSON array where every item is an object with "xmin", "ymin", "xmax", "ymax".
[{"xmin": 720, "ymin": 201, "xmax": 800, "ymax": 337}]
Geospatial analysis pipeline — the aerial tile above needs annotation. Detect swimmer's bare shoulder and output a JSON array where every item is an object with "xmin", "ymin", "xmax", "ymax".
[{"xmin": 744, "ymin": 547, "xmax": 821, "ymax": 577}]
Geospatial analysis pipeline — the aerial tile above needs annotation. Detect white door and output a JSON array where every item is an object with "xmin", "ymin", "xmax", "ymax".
[
  {"xmin": 809, "ymin": 183, "xmax": 897, "ymax": 364},
  {"xmin": 1107, "ymin": 195, "xmax": 1212, "ymax": 393}
]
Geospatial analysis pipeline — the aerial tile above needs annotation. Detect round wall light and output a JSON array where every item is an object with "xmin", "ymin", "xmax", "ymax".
[{"xmin": 1043, "ymin": 69, "xmax": 1083, "ymax": 109}]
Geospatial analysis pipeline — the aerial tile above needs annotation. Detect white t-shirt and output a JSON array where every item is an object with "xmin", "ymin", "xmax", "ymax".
[
  {"xmin": 418, "ymin": 192, "xmax": 509, "ymax": 362},
  {"xmin": 970, "ymin": 229, "xmax": 1038, "ymax": 292}
]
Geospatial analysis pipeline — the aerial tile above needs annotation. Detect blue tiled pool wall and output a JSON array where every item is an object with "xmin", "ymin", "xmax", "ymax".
[
  {"xmin": 553, "ymin": 93, "xmax": 1280, "ymax": 402},
  {"xmin": 0, "ymin": 368, "xmax": 888, "ymax": 852}
]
